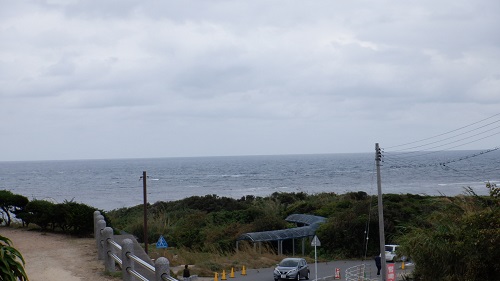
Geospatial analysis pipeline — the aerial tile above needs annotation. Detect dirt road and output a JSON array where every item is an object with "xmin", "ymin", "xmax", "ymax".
[{"xmin": 0, "ymin": 227, "xmax": 114, "ymax": 281}]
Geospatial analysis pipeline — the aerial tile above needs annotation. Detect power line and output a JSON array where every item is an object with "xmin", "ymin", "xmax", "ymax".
[
  {"xmin": 373, "ymin": 115, "xmax": 500, "ymax": 195},
  {"xmin": 381, "ymin": 146, "xmax": 500, "ymax": 169},
  {"xmin": 438, "ymin": 164, "xmax": 493, "ymax": 186},
  {"xmin": 384, "ymin": 131, "xmax": 500, "ymax": 159},
  {"xmin": 380, "ymin": 148, "xmax": 499, "ymax": 193},
  {"xmin": 388, "ymin": 121, "xmax": 500, "ymax": 153},
  {"xmin": 385, "ymin": 112, "xmax": 500, "ymax": 150}
]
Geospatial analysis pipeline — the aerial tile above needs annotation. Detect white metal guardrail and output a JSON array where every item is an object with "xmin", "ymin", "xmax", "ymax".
[{"xmin": 345, "ymin": 264, "xmax": 379, "ymax": 281}]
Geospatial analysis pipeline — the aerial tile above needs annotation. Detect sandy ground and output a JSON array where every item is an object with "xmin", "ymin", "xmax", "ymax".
[
  {"xmin": 0, "ymin": 227, "xmax": 114, "ymax": 281},
  {"xmin": 0, "ymin": 227, "xmax": 212, "ymax": 281}
]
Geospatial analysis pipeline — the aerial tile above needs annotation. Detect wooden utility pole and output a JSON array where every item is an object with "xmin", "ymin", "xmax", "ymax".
[
  {"xmin": 376, "ymin": 143, "xmax": 387, "ymax": 281},
  {"xmin": 143, "ymin": 171, "xmax": 148, "ymax": 254}
]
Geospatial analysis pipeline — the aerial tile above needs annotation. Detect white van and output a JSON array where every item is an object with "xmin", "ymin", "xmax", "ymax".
[{"xmin": 384, "ymin": 244, "xmax": 399, "ymax": 262}]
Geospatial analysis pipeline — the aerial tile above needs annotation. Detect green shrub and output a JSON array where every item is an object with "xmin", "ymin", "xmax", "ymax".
[
  {"xmin": 60, "ymin": 200, "xmax": 97, "ymax": 236},
  {"xmin": 0, "ymin": 190, "xmax": 29, "ymax": 226},
  {"xmin": 399, "ymin": 194, "xmax": 500, "ymax": 280},
  {"xmin": 22, "ymin": 198, "xmax": 96, "ymax": 236},
  {"xmin": 25, "ymin": 199, "xmax": 56, "ymax": 230}
]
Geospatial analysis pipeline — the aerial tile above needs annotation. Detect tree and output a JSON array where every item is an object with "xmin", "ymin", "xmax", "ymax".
[
  {"xmin": 398, "ymin": 188, "xmax": 500, "ymax": 280},
  {"xmin": 0, "ymin": 190, "xmax": 29, "ymax": 226},
  {"xmin": 60, "ymin": 200, "xmax": 96, "ymax": 236},
  {"xmin": 24, "ymin": 200, "xmax": 56, "ymax": 230},
  {"xmin": 0, "ymin": 235, "xmax": 29, "ymax": 281}
]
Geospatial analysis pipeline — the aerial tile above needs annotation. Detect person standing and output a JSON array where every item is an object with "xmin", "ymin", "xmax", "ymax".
[
  {"xmin": 183, "ymin": 264, "xmax": 190, "ymax": 281},
  {"xmin": 374, "ymin": 256, "xmax": 382, "ymax": 275}
]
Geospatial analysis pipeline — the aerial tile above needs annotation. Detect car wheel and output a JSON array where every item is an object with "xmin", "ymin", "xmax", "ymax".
[
  {"xmin": 296, "ymin": 273, "xmax": 300, "ymax": 281},
  {"xmin": 305, "ymin": 271, "xmax": 310, "ymax": 280}
]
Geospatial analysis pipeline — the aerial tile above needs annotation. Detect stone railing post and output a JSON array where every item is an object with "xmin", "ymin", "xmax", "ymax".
[
  {"xmin": 103, "ymin": 227, "xmax": 115, "ymax": 273},
  {"xmin": 93, "ymin": 211, "xmax": 101, "ymax": 231},
  {"xmin": 121, "ymin": 238, "xmax": 135, "ymax": 281},
  {"xmin": 155, "ymin": 257, "xmax": 170, "ymax": 281},
  {"xmin": 97, "ymin": 219, "xmax": 106, "ymax": 260},
  {"xmin": 94, "ymin": 212, "xmax": 104, "ymax": 255}
]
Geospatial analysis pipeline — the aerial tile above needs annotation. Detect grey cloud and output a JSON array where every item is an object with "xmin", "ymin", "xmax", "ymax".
[{"xmin": 1, "ymin": 0, "xmax": 499, "ymax": 161}]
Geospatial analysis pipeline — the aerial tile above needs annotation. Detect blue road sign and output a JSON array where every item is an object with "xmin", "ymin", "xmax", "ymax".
[{"xmin": 156, "ymin": 235, "xmax": 168, "ymax": 249}]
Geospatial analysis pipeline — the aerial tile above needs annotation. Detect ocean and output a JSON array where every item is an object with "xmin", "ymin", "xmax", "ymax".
[{"xmin": 0, "ymin": 150, "xmax": 499, "ymax": 211}]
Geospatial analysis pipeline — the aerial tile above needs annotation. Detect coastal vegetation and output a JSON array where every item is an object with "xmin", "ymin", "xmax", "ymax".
[
  {"xmin": 0, "ymin": 190, "xmax": 98, "ymax": 236},
  {"xmin": 398, "ymin": 184, "xmax": 500, "ymax": 280},
  {"xmin": 0, "ymin": 234, "xmax": 29, "ymax": 281},
  {"xmin": 106, "ymin": 185, "xmax": 500, "ymax": 281},
  {"xmin": 1, "ymin": 183, "xmax": 498, "ymax": 280}
]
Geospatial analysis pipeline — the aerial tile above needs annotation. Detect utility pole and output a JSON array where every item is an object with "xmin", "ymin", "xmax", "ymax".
[
  {"xmin": 376, "ymin": 143, "xmax": 387, "ymax": 281},
  {"xmin": 143, "ymin": 171, "xmax": 148, "ymax": 254}
]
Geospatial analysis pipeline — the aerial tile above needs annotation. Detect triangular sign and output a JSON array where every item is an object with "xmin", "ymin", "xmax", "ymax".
[
  {"xmin": 156, "ymin": 235, "xmax": 168, "ymax": 249},
  {"xmin": 311, "ymin": 235, "xmax": 321, "ymax": 247}
]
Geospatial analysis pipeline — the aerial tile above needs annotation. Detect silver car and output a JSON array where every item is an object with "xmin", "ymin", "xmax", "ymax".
[{"xmin": 273, "ymin": 258, "xmax": 310, "ymax": 281}]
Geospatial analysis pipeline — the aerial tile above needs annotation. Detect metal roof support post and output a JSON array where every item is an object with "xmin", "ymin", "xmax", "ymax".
[
  {"xmin": 292, "ymin": 238, "xmax": 295, "ymax": 256},
  {"xmin": 302, "ymin": 238, "xmax": 305, "ymax": 256}
]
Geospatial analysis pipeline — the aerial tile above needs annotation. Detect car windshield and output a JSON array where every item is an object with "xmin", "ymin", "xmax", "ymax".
[
  {"xmin": 385, "ymin": 246, "xmax": 396, "ymax": 252},
  {"xmin": 279, "ymin": 259, "xmax": 299, "ymax": 267}
]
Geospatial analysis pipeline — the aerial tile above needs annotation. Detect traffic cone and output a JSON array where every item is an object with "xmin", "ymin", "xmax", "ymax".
[
  {"xmin": 241, "ymin": 265, "xmax": 247, "ymax": 276},
  {"xmin": 334, "ymin": 268, "xmax": 341, "ymax": 279},
  {"xmin": 230, "ymin": 267, "xmax": 235, "ymax": 278},
  {"xmin": 214, "ymin": 272, "xmax": 219, "ymax": 281},
  {"xmin": 221, "ymin": 270, "xmax": 227, "ymax": 280}
]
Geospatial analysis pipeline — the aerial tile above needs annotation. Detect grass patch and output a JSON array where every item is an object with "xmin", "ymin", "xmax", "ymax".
[{"xmin": 147, "ymin": 244, "xmax": 287, "ymax": 277}]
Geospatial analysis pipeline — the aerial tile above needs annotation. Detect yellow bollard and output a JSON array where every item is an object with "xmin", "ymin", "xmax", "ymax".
[
  {"xmin": 402, "ymin": 261, "xmax": 405, "ymax": 270},
  {"xmin": 221, "ymin": 269, "xmax": 227, "ymax": 280},
  {"xmin": 241, "ymin": 265, "xmax": 247, "ymax": 276},
  {"xmin": 230, "ymin": 267, "xmax": 235, "ymax": 278},
  {"xmin": 214, "ymin": 272, "xmax": 219, "ymax": 281}
]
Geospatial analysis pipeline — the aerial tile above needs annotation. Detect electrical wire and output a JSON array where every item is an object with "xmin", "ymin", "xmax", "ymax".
[
  {"xmin": 362, "ymin": 163, "xmax": 377, "ymax": 261},
  {"xmin": 379, "ymin": 113, "xmax": 500, "ymax": 176},
  {"xmin": 382, "ymin": 147, "xmax": 500, "ymax": 169},
  {"xmin": 439, "ymin": 164, "xmax": 489, "ymax": 184},
  {"xmin": 385, "ymin": 112, "xmax": 500, "ymax": 150},
  {"xmin": 386, "ymin": 123, "xmax": 500, "ymax": 154}
]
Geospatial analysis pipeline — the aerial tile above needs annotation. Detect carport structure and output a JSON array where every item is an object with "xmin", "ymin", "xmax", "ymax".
[{"xmin": 236, "ymin": 214, "xmax": 326, "ymax": 255}]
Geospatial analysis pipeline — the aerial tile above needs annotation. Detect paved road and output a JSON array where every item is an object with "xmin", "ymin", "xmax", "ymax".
[{"xmin": 222, "ymin": 260, "xmax": 414, "ymax": 281}]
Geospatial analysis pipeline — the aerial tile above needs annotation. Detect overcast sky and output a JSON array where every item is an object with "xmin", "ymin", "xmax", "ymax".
[{"xmin": 1, "ymin": 0, "xmax": 499, "ymax": 161}]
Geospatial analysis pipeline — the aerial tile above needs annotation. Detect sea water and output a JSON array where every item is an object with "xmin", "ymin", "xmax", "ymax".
[{"xmin": 0, "ymin": 150, "xmax": 498, "ymax": 211}]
